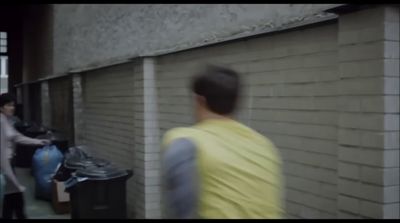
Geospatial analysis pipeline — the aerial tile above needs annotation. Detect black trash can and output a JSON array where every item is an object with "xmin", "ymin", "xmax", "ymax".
[
  {"xmin": 49, "ymin": 146, "xmax": 95, "ymax": 215},
  {"xmin": 15, "ymin": 145, "xmax": 41, "ymax": 168},
  {"xmin": 14, "ymin": 120, "xmax": 31, "ymax": 134},
  {"xmin": 24, "ymin": 124, "xmax": 48, "ymax": 138},
  {"xmin": 65, "ymin": 165, "xmax": 133, "ymax": 219}
]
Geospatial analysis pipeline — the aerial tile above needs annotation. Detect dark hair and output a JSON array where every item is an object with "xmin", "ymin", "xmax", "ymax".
[
  {"xmin": 0, "ymin": 93, "xmax": 16, "ymax": 107},
  {"xmin": 191, "ymin": 65, "xmax": 240, "ymax": 115}
]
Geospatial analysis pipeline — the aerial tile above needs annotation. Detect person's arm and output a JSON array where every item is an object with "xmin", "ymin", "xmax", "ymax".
[
  {"xmin": 11, "ymin": 128, "xmax": 45, "ymax": 146},
  {"xmin": 162, "ymin": 138, "xmax": 199, "ymax": 219},
  {"xmin": 0, "ymin": 120, "xmax": 23, "ymax": 192}
]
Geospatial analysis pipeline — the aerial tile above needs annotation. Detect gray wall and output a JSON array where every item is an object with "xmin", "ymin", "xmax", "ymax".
[
  {"xmin": 51, "ymin": 4, "xmax": 340, "ymax": 75},
  {"xmin": 22, "ymin": 5, "xmax": 53, "ymax": 82}
]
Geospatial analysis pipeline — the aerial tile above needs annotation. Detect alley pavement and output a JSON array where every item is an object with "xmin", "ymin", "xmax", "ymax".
[{"xmin": 16, "ymin": 168, "xmax": 70, "ymax": 219}]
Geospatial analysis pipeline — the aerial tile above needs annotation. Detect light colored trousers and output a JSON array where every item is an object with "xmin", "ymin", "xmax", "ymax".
[{"xmin": 0, "ymin": 173, "xmax": 4, "ymax": 216}]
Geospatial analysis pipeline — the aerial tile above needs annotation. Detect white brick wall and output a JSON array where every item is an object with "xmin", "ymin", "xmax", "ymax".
[
  {"xmin": 72, "ymin": 74, "xmax": 83, "ymax": 145},
  {"xmin": 132, "ymin": 58, "xmax": 163, "ymax": 219},
  {"xmin": 67, "ymin": 4, "xmax": 398, "ymax": 219},
  {"xmin": 47, "ymin": 77, "xmax": 74, "ymax": 145},
  {"xmin": 40, "ymin": 81, "xmax": 51, "ymax": 127},
  {"xmin": 337, "ymin": 5, "xmax": 400, "ymax": 219},
  {"xmin": 81, "ymin": 62, "xmax": 136, "ymax": 218},
  {"xmin": 155, "ymin": 22, "xmax": 339, "ymax": 219},
  {"xmin": 152, "ymin": 5, "xmax": 399, "ymax": 219}
]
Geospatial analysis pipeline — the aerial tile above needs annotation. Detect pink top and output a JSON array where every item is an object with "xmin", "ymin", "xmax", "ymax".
[{"xmin": 1, "ymin": 113, "xmax": 43, "ymax": 194}]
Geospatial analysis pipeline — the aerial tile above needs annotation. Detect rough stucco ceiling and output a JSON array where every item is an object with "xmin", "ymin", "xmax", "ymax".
[{"xmin": 40, "ymin": 4, "xmax": 342, "ymax": 74}]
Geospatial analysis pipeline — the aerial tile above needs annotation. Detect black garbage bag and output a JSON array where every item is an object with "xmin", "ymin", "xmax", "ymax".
[
  {"xmin": 25, "ymin": 124, "xmax": 48, "ymax": 138},
  {"xmin": 37, "ymin": 131, "xmax": 69, "ymax": 154},
  {"xmin": 53, "ymin": 163, "xmax": 71, "ymax": 182},
  {"xmin": 13, "ymin": 118, "xmax": 31, "ymax": 133},
  {"xmin": 64, "ymin": 146, "xmax": 90, "ymax": 161},
  {"xmin": 51, "ymin": 146, "xmax": 93, "ymax": 198},
  {"xmin": 64, "ymin": 146, "xmax": 110, "ymax": 170},
  {"xmin": 60, "ymin": 146, "xmax": 111, "ymax": 180}
]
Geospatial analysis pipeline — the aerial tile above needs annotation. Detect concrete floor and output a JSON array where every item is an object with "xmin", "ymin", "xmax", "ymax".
[{"xmin": 16, "ymin": 168, "xmax": 70, "ymax": 219}]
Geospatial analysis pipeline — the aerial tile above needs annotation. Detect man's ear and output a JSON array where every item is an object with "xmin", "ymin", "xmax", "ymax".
[{"xmin": 195, "ymin": 94, "xmax": 207, "ymax": 107}]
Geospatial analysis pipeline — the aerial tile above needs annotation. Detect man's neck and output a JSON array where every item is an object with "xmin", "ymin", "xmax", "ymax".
[{"xmin": 198, "ymin": 111, "xmax": 232, "ymax": 122}]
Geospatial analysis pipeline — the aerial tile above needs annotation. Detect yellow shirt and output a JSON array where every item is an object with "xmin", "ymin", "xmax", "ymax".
[{"xmin": 163, "ymin": 118, "xmax": 284, "ymax": 219}]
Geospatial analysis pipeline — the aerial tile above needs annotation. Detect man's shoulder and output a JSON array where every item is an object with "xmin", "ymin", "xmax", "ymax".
[
  {"xmin": 165, "ymin": 138, "xmax": 197, "ymax": 160},
  {"xmin": 162, "ymin": 127, "xmax": 200, "ymax": 147},
  {"xmin": 242, "ymin": 124, "xmax": 282, "ymax": 162}
]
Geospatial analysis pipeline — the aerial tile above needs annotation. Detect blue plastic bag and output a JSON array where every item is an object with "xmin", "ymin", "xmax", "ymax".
[{"xmin": 32, "ymin": 145, "xmax": 63, "ymax": 201}]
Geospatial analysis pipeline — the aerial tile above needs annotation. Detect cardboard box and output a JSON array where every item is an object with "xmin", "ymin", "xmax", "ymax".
[{"xmin": 51, "ymin": 179, "xmax": 70, "ymax": 214}]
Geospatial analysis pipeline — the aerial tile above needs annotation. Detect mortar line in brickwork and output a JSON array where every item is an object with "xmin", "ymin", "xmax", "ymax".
[
  {"xmin": 259, "ymin": 131, "xmax": 337, "ymax": 141},
  {"xmin": 285, "ymin": 198, "xmax": 337, "ymax": 215},
  {"xmin": 286, "ymin": 185, "xmax": 337, "ymax": 201},
  {"xmin": 250, "ymin": 119, "xmax": 338, "ymax": 127},
  {"xmin": 250, "ymin": 94, "xmax": 394, "ymax": 99},
  {"xmin": 268, "ymin": 135, "xmax": 338, "ymax": 144},
  {"xmin": 339, "ymin": 175, "xmax": 400, "ymax": 188},
  {"xmin": 338, "ymin": 128, "xmax": 400, "ymax": 134},
  {"xmin": 338, "ymin": 75, "xmax": 400, "ymax": 80},
  {"xmin": 339, "ymin": 56, "xmax": 397, "ymax": 63},
  {"xmin": 337, "ymin": 193, "xmax": 393, "ymax": 205},
  {"xmin": 339, "ymin": 160, "xmax": 400, "ymax": 170},
  {"xmin": 282, "ymin": 160, "xmax": 337, "ymax": 172},
  {"xmin": 339, "ymin": 38, "xmax": 397, "ymax": 46},
  {"xmin": 282, "ymin": 149, "xmax": 337, "ymax": 159}
]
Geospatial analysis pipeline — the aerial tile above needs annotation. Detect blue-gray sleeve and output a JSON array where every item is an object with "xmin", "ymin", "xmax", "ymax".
[{"xmin": 162, "ymin": 138, "xmax": 199, "ymax": 219}]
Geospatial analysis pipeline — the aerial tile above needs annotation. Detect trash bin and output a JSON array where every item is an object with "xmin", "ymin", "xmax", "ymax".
[
  {"xmin": 49, "ymin": 146, "xmax": 94, "ymax": 215},
  {"xmin": 65, "ymin": 165, "xmax": 133, "ymax": 219},
  {"xmin": 24, "ymin": 124, "xmax": 48, "ymax": 138},
  {"xmin": 14, "ymin": 120, "xmax": 31, "ymax": 134}
]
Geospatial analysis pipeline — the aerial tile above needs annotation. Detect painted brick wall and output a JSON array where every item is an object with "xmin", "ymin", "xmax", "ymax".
[
  {"xmin": 48, "ymin": 76, "xmax": 74, "ymax": 146},
  {"xmin": 337, "ymin": 6, "xmax": 399, "ymax": 219},
  {"xmin": 80, "ymin": 62, "xmax": 136, "ymax": 218},
  {"xmin": 40, "ymin": 81, "xmax": 51, "ymax": 128},
  {"xmin": 132, "ymin": 58, "xmax": 162, "ymax": 219},
  {"xmin": 72, "ymin": 74, "xmax": 84, "ymax": 145},
  {"xmin": 67, "ymin": 5, "xmax": 398, "ymax": 219},
  {"xmin": 156, "ymin": 21, "xmax": 339, "ymax": 218}
]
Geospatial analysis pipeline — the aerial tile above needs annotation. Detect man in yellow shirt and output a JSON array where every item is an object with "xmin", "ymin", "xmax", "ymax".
[{"xmin": 162, "ymin": 65, "xmax": 285, "ymax": 219}]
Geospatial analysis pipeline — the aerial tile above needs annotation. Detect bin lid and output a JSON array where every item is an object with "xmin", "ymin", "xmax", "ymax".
[
  {"xmin": 14, "ymin": 120, "xmax": 30, "ymax": 128},
  {"xmin": 26, "ymin": 124, "xmax": 47, "ymax": 133},
  {"xmin": 36, "ymin": 131, "xmax": 67, "ymax": 141},
  {"xmin": 14, "ymin": 121, "xmax": 31, "ymax": 132},
  {"xmin": 75, "ymin": 165, "xmax": 129, "ymax": 180}
]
